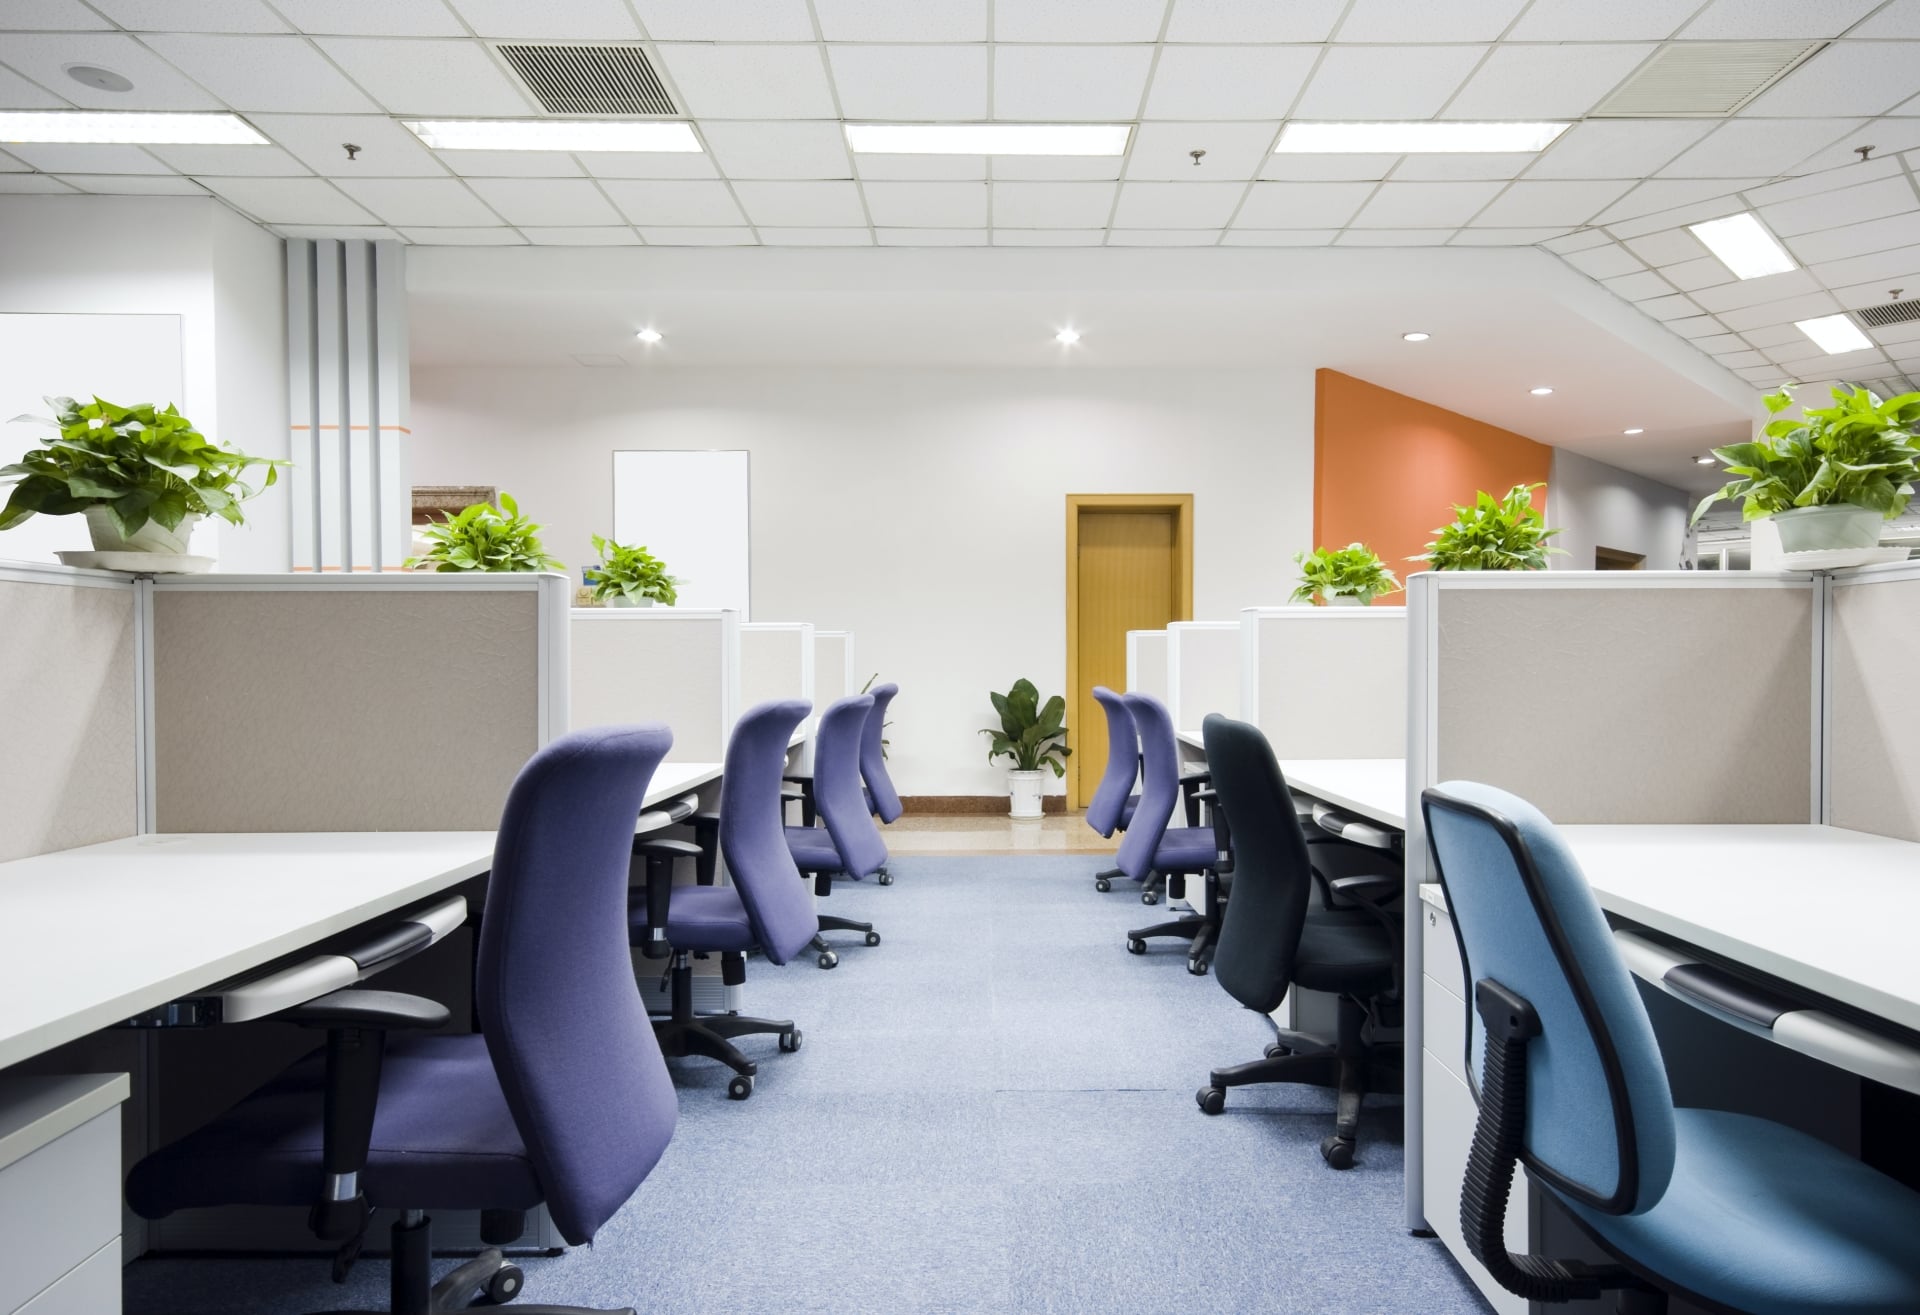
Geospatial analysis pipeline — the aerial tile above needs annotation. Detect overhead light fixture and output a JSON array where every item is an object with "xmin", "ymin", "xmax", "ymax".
[
  {"xmin": 845, "ymin": 124, "xmax": 1131, "ymax": 156},
  {"xmin": 1530, "ymin": 386, "xmax": 1555, "ymax": 396},
  {"xmin": 1794, "ymin": 313, "xmax": 1872, "ymax": 355},
  {"xmin": 0, "ymin": 110, "xmax": 266, "ymax": 145},
  {"xmin": 1402, "ymin": 331, "xmax": 1430, "ymax": 342},
  {"xmin": 405, "ymin": 119, "xmax": 701, "ymax": 152},
  {"xmin": 1688, "ymin": 213, "xmax": 1796, "ymax": 281},
  {"xmin": 1055, "ymin": 327, "xmax": 1081, "ymax": 345},
  {"xmin": 1274, "ymin": 121, "xmax": 1569, "ymax": 154},
  {"xmin": 1623, "ymin": 427, "xmax": 1644, "ymax": 435},
  {"xmin": 635, "ymin": 328, "xmax": 662, "ymax": 344},
  {"xmin": 1693, "ymin": 454, "xmax": 1717, "ymax": 465}
]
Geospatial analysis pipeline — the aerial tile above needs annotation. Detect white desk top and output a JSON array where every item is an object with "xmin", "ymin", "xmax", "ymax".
[
  {"xmin": 1177, "ymin": 729, "xmax": 1205, "ymax": 751},
  {"xmin": 1282, "ymin": 758, "xmax": 1406, "ymax": 829},
  {"xmin": 1560, "ymin": 825, "xmax": 1920, "ymax": 1036}
]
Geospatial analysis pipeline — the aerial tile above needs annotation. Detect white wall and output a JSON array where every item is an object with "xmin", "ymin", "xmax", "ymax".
[
  {"xmin": 1547, "ymin": 447, "xmax": 1690, "ymax": 571},
  {"xmin": 411, "ymin": 364, "xmax": 1313, "ymax": 795},
  {"xmin": 0, "ymin": 195, "xmax": 287, "ymax": 569}
]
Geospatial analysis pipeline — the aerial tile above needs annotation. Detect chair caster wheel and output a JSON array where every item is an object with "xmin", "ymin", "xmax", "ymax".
[
  {"xmin": 864, "ymin": 930, "xmax": 881, "ymax": 946},
  {"xmin": 1264, "ymin": 1042, "xmax": 1292, "ymax": 1059},
  {"xmin": 1141, "ymin": 890, "xmax": 1159, "ymax": 906},
  {"xmin": 817, "ymin": 950, "xmax": 838, "ymax": 969},
  {"xmin": 728, "ymin": 1075, "xmax": 754, "ymax": 1101},
  {"xmin": 876, "ymin": 870, "xmax": 893, "ymax": 886},
  {"xmin": 1095, "ymin": 878, "xmax": 1111, "ymax": 893},
  {"xmin": 779, "ymin": 1028, "xmax": 802, "ymax": 1053},
  {"xmin": 1126, "ymin": 936, "xmax": 1146, "ymax": 955},
  {"xmin": 1187, "ymin": 957, "xmax": 1209, "ymax": 976},
  {"xmin": 1197, "ymin": 1086, "xmax": 1226, "ymax": 1115},
  {"xmin": 1320, "ymin": 1135, "xmax": 1356, "ymax": 1169},
  {"xmin": 484, "ymin": 1263, "xmax": 524, "ymax": 1305}
]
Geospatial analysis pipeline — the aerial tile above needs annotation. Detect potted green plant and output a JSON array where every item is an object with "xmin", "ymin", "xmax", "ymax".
[
  {"xmin": 0, "ymin": 396, "xmax": 285, "ymax": 568},
  {"xmin": 1692, "ymin": 384, "xmax": 1920, "ymax": 563},
  {"xmin": 1291, "ymin": 542, "xmax": 1401, "ymax": 606},
  {"xmin": 980, "ymin": 677, "xmax": 1070, "ymax": 819},
  {"xmin": 1412, "ymin": 483, "xmax": 1564, "ymax": 571},
  {"xmin": 405, "ymin": 492, "xmax": 562, "ymax": 572},
  {"xmin": 585, "ymin": 534, "xmax": 680, "ymax": 607}
]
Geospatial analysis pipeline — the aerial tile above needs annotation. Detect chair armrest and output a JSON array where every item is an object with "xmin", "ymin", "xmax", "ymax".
[
  {"xmin": 783, "ymin": 773, "xmax": 818, "ymax": 826},
  {"xmin": 284, "ymin": 989, "xmax": 450, "ymax": 1032},
  {"xmin": 1180, "ymin": 771, "xmax": 1213, "ymax": 827},
  {"xmin": 634, "ymin": 838, "xmax": 703, "ymax": 958},
  {"xmin": 1209, "ymin": 794, "xmax": 1233, "ymax": 874},
  {"xmin": 1325, "ymin": 873, "xmax": 1400, "ymax": 911}
]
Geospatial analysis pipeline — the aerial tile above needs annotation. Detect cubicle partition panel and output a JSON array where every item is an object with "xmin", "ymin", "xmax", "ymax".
[
  {"xmin": 1239, "ymin": 607, "xmax": 1405, "ymax": 758},
  {"xmin": 1165, "ymin": 622, "xmax": 1240, "ymax": 738},
  {"xmin": 0, "ymin": 563, "xmax": 142, "ymax": 863},
  {"xmin": 149, "ymin": 573, "xmax": 571, "ymax": 833},
  {"xmin": 571, "ymin": 608, "xmax": 740, "ymax": 762},
  {"xmin": 1826, "ymin": 560, "xmax": 1920, "ymax": 841},
  {"xmin": 1125, "ymin": 630, "xmax": 1168, "ymax": 702},
  {"xmin": 813, "ymin": 630, "xmax": 855, "ymax": 707},
  {"xmin": 739, "ymin": 621, "xmax": 816, "ymax": 712}
]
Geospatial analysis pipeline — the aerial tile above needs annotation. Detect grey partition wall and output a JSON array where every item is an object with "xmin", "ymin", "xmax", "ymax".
[
  {"xmin": 571, "ymin": 608, "xmax": 740, "ymax": 762},
  {"xmin": 0, "ymin": 563, "xmax": 141, "ymax": 862},
  {"xmin": 1126, "ymin": 630, "xmax": 1168, "ymax": 701},
  {"xmin": 151, "ymin": 573, "xmax": 569, "ymax": 832},
  {"xmin": 1240, "ymin": 607, "xmax": 1405, "ymax": 758},
  {"xmin": 1827, "ymin": 562, "xmax": 1920, "ymax": 841},
  {"xmin": 739, "ymin": 622, "xmax": 815, "ymax": 712},
  {"xmin": 1166, "ymin": 622, "xmax": 1240, "ymax": 734}
]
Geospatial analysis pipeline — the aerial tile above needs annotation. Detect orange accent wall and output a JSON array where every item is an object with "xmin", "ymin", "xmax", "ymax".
[{"xmin": 1313, "ymin": 369, "xmax": 1553, "ymax": 604}]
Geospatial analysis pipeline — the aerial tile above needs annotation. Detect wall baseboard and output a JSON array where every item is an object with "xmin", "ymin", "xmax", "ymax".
[{"xmin": 900, "ymin": 795, "xmax": 1066, "ymax": 816}]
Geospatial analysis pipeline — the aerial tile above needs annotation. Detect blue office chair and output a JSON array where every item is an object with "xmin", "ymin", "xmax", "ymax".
[
  {"xmin": 788, "ymin": 694, "xmax": 886, "ymax": 968},
  {"xmin": 127, "ymin": 725, "xmax": 681, "ymax": 1315},
  {"xmin": 860, "ymin": 680, "xmax": 903, "ymax": 826},
  {"xmin": 1119, "ymin": 692, "xmax": 1227, "ymax": 974},
  {"xmin": 1423, "ymin": 781, "xmax": 1920, "ymax": 1315},
  {"xmin": 635, "ymin": 699, "xmax": 820, "ymax": 1099},
  {"xmin": 1085, "ymin": 685, "xmax": 1140, "ymax": 894}
]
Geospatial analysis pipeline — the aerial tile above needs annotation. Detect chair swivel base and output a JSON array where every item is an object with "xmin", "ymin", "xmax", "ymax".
[
  {"xmin": 1194, "ymin": 1043, "xmax": 1403, "ymax": 1169},
  {"xmin": 1124, "ymin": 915, "xmax": 1220, "ymax": 974},
  {"xmin": 653, "ymin": 1011, "xmax": 799, "ymax": 1101},
  {"xmin": 1093, "ymin": 865, "xmax": 1123, "ymax": 893},
  {"xmin": 309, "ymin": 1211, "xmax": 633, "ymax": 1314},
  {"xmin": 810, "ymin": 915, "xmax": 880, "ymax": 968}
]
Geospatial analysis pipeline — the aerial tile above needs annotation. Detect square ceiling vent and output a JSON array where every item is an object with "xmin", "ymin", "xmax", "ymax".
[
  {"xmin": 1591, "ymin": 41, "xmax": 1826, "ymax": 117},
  {"xmin": 497, "ymin": 43, "xmax": 677, "ymax": 116}
]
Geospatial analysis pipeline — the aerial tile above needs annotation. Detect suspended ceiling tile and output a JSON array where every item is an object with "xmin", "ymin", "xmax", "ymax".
[
  {"xmin": 1440, "ymin": 43, "xmax": 1658, "ymax": 120},
  {"xmin": 0, "ymin": 33, "xmax": 224, "ymax": 109},
  {"xmin": 730, "ymin": 179, "xmax": 867, "ymax": 226},
  {"xmin": 89, "ymin": 0, "xmax": 288, "ymax": 32},
  {"xmin": 652, "ymin": 44, "xmax": 839, "ymax": 119},
  {"xmin": 1234, "ymin": 180, "xmax": 1375, "ymax": 228},
  {"xmin": 1680, "ymin": 0, "xmax": 1881, "ymax": 40},
  {"xmin": 1111, "ymin": 179, "xmax": 1247, "ymax": 227},
  {"xmin": 757, "ymin": 227, "xmax": 875, "ymax": 245},
  {"xmin": 814, "ymin": 0, "xmax": 987, "ymax": 41},
  {"xmin": 1336, "ymin": 0, "xmax": 1527, "ymax": 43},
  {"xmin": 827, "ymin": 44, "xmax": 988, "ymax": 121},
  {"xmin": 141, "ymin": 34, "xmax": 378, "ymax": 112},
  {"xmin": 992, "ymin": 44, "xmax": 1156, "ymax": 121},
  {"xmin": 198, "ymin": 175, "xmax": 377, "ymax": 223},
  {"xmin": 1657, "ymin": 118, "xmax": 1865, "ymax": 179},
  {"xmin": 860, "ymin": 179, "xmax": 989, "ymax": 226},
  {"xmin": 1293, "ymin": 45, "xmax": 1484, "ymax": 120},
  {"xmin": 700, "ymin": 121, "xmax": 852, "ymax": 180},
  {"xmin": 1350, "ymin": 180, "xmax": 1504, "ymax": 228},
  {"xmin": 444, "ymin": 0, "xmax": 643, "ymax": 40},
  {"xmin": 272, "ymin": 0, "xmax": 465, "ymax": 36},
  {"xmin": 1164, "ymin": 0, "xmax": 1345, "ymax": 42},
  {"xmin": 990, "ymin": 180, "xmax": 1118, "ymax": 227},
  {"xmin": 993, "ymin": 0, "xmax": 1169, "ymax": 43},
  {"xmin": 596, "ymin": 178, "xmax": 744, "ymax": 226},
  {"xmin": 1142, "ymin": 45, "xmax": 1317, "ymax": 120},
  {"xmin": 1471, "ymin": 179, "xmax": 1635, "ymax": 227},
  {"xmin": 1508, "ymin": 0, "xmax": 1701, "ymax": 40},
  {"xmin": 1524, "ymin": 119, "xmax": 1715, "ymax": 180},
  {"xmin": 333, "ymin": 176, "xmax": 501, "ymax": 225},
  {"xmin": 1126, "ymin": 121, "xmax": 1276, "ymax": 182},
  {"xmin": 251, "ymin": 114, "xmax": 450, "ymax": 177},
  {"xmin": 314, "ymin": 38, "xmax": 536, "ymax": 115},
  {"xmin": 144, "ymin": 144, "xmax": 311, "ymax": 176}
]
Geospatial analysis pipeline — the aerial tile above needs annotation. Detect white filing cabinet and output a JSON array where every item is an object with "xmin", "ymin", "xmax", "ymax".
[
  {"xmin": 0, "ymin": 1073, "xmax": 128, "ymax": 1315},
  {"xmin": 1419, "ymin": 885, "xmax": 1528, "ymax": 1315}
]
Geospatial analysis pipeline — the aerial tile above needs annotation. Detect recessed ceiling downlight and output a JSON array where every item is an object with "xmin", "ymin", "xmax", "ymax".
[
  {"xmin": 1693, "ymin": 454, "xmax": 1717, "ymax": 465},
  {"xmin": 65, "ymin": 65, "xmax": 133, "ymax": 93},
  {"xmin": 1402, "ymin": 331, "xmax": 1430, "ymax": 342},
  {"xmin": 635, "ymin": 328, "xmax": 663, "ymax": 344},
  {"xmin": 1530, "ymin": 386, "xmax": 1554, "ymax": 396},
  {"xmin": 1055, "ymin": 327, "xmax": 1081, "ymax": 345},
  {"xmin": 1623, "ymin": 427, "xmax": 1644, "ymax": 435}
]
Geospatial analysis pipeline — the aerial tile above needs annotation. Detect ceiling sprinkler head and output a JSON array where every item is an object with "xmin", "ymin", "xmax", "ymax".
[
  {"xmin": 343, "ymin": 143, "xmax": 362, "ymax": 161},
  {"xmin": 1857, "ymin": 144, "xmax": 1876, "ymax": 161},
  {"xmin": 1189, "ymin": 148, "xmax": 1206, "ymax": 167}
]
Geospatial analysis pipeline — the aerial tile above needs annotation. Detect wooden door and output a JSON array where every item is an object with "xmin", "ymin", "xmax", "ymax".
[{"xmin": 1067, "ymin": 497, "xmax": 1191, "ymax": 806}]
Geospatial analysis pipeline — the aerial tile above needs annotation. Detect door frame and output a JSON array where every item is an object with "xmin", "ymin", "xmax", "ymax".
[{"xmin": 1064, "ymin": 493, "xmax": 1194, "ymax": 809}]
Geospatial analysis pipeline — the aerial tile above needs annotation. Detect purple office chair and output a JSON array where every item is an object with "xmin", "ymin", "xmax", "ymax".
[
  {"xmin": 788, "ymin": 694, "xmax": 886, "ymax": 968},
  {"xmin": 860, "ymin": 681, "xmax": 902, "ymax": 826},
  {"xmin": 1119, "ymin": 692, "xmax": 1230, "ymax": 975},
  {"xmin": 1085, "ymin": 686, "xmax": 1141, "ymax": 893},
  {"xmin": 636, "ymin": 699, "xmax": 820, "ymax": 1099},
  {"xmin": 126, "ymin": 725, "xmax": 681, "ymax": 1315}
]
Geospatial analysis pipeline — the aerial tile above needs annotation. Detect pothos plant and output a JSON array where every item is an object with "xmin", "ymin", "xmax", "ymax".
[
  {"xmin": 1291, "ymin": 542, "xmax": 1401, "ymax": 604},
  {"xmin": 981, "ymin": 678, "xmax": 1071, "ymax": 776},
  {"xmin": 0, "ymin": 396, "xmax": 285, "ymax": 537},
  {"xmin": 861, "ymin": 672, "xmax": 892, "ymax": 760},
  {"xmin": 405, "ymin": 492, "xmax": 562, "ymax": 572},
  {"xmin": 1413, "ymin": 483, "xmax": 1564, "ymax": 571},
  {"xmin": 586, "ymin": 534, "xmax": 680, "ymax": 605},
  {"xmin": 1691, "ymin": 383, "xmax": 1920, "ymax": 524}
]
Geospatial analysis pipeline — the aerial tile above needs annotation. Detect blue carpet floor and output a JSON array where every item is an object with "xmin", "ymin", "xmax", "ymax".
[{"xmin": 125, "ymin": 854, "xmax": 1490, "ymax": 1314}]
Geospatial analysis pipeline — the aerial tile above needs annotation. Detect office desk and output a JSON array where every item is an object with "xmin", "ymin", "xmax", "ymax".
[{"xmin": 1282, "ymin": 758, "xmax": 1406, "ymax": 830}]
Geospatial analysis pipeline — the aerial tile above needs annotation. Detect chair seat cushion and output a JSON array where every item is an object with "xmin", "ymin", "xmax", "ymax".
[
  {"xmin": 1291, "ymin": 913, "xmax": 1396, "ymax": 995},
  {"xmin": 126, "ymin": 1034, "xmax": 542, "ymax": 1220},
  {"xmin": 1153, "ymin": 826, "xmax": 1217, "ymax": 870},
  {"xmin": 785, "ymin": 825, "xmax": 843, "ymax": 872},
  {"xmin": 1567, "ymin": 1108, "xmax": 1920, "ymax": 1315},
  {"xmin": 640, "ymin": 884, "xmax": 755, "ymax": 953}
]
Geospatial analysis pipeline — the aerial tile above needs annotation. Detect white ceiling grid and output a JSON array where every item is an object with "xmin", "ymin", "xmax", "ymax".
[{"xmin": 4, "ymin": 0, "xmax": 1920, "ymax": 389}]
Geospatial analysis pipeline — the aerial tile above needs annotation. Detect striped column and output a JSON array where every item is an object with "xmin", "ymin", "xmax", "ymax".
[{"xmin": 285, "ymin": 239, "xmax": 410, "ymax": 571}]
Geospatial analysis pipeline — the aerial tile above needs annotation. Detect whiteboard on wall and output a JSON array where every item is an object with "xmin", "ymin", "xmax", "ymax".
[
  {"xmin": 612, "ymin": 450, "xmax": 750, "ymax": 616},
  {"xmin": 0, "ymin": 313, "xmax": 189, "ymax": 564}
]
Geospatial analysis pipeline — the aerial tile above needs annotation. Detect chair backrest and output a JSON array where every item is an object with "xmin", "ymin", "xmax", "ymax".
[
  {"xmin": 1421, "ymin": 781, "xmax": 1676, "ymax": 1218},
  {"xmin": 1202, "ymin": 714, "xmax": 1318, "ymax": 1014},
  {"xmin": 1115, "ymin": 692, "xmax": 1180, "ymax": 880},
  {"xmin": 815, "ymin": 694, "xmax": 889, "ymax": 878},
  {"xmin": 719, "ymin": 699, "xmax": 820, "ymax": 965},
  {"xmin": 1085, "ymin": 686, "xmax": 1139, "ymax": 838},
  {"xmin": 860, "ymin": 681, "xmax": 902, "ymax": 823},
  {"xmin": 477, "ymin": 724, "xmax": 679, "ymax": 1247}
]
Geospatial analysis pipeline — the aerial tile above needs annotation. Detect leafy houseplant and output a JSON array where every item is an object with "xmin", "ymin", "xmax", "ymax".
[
  {"xmin": 1413, "ymin": 483, "xmax": 1564, "ymax": 571},
  {"xmin": 1, "ymin": 396, "xmax": 285, "ymax": 557},
  {"xmin": 980, "ymin": 678, "xmax": 1070, "ymax": 819},
  {"xmin": 1291, "ymin": 543, "xmax": 1401, "ymax": 606},
  {"xmin": 1691, "ymin": 384, "xmax": 1920, "ymax": 559},
  {"xmin": 586, "ymin": 534, "xmax": 680, "ymax": 606},
  {"xmin": 405, "ymin": 492, "xmax": 562, "ymax": 572},
  {"xmin": 861, "ymin": 672, "xmax": 891, "ymax": 760}
]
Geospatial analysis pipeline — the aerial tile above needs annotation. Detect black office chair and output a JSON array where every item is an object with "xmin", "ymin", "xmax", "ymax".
[{"xmin": 1193, "ymin": 713, "xmax": 1403, "ymax": 1170}]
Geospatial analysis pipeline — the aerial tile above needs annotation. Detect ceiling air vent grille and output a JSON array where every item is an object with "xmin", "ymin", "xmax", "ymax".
[
  {"xmin": 496, "ymin": 43, "xmax": 676, "ymax": 116},
  {"xmin": 1591, "ymin": 41, "xmax": 1825, "ymax": 118},
  {"xmin": 1855, "ymin": 299, "xmax": 1920, "ymax": 329}
]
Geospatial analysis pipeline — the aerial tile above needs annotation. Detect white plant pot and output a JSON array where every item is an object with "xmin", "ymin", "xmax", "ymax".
[
  {"xmin": 1324, "ymin": 593, "xmax": 1367, "ymax": 607},
  {"xmin": 83, "ymin": 506, "xmax": 200, "ymax": 555},
  {"xmin": 605, "ymin": 594, "xmax": 654, "ymax": 608},
  {"xmin": 1007, "ymin": 769, "xmax": 1047, "ymax": 819},
  {"xmin": 1771, "ymin": 504, "xmax": 1882, "ymax": 554}
]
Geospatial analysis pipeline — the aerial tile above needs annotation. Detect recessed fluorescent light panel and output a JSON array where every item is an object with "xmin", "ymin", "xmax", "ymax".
[
  {"xmin": 1794, "ymin": 313, "xmax": 1872, "ymax": 355},
  {"xmin": 1688, "ymin": 213, "xmax": 1795, "ymax": 280},
  {"xmin": 845, "ymin": 124, "xmax": 1130, "ymax": 156},
  {"xmin": 1274, "ymin": 122, "xmax": 1569, "ymax": 154},
  {"xmin": 405, "ymin": 120, "xmax": 701, "ymax": 152},
  {"xmin": 0, "ymin": 110, "xmax": 265, "ymax": 145}
]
